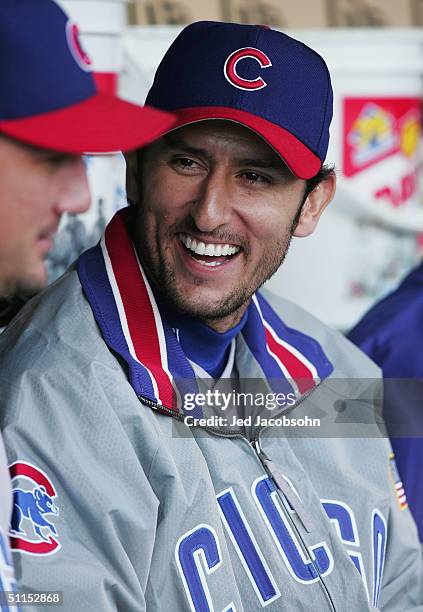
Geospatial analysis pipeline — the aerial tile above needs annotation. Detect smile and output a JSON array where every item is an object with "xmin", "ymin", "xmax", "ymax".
[{"xmin": 179, "ymin": 233, "xmax": 240, "ymax": 268}]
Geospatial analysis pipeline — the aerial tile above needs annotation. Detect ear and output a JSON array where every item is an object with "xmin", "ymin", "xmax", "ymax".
[
  {"xmin": 293, "ymin": 172, "xmax": 336, "ymax": 238},
  {"xmin": 124, "ymin": 151, "xmax": 140, "ymax": 206}
]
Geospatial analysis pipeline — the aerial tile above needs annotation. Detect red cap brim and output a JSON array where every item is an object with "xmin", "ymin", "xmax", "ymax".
[
  {"xmin": 168, "ymin": 107, "xmax": 321, "ymax": 180},
  {"xmin": 0, "ymin": 92, "xmax": 175, "ymax": 154}
]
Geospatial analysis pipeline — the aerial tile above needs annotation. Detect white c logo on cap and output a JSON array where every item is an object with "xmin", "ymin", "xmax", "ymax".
[{"xmin": 224, "ymin": 47, "xmax": 272, "ymax": 91}]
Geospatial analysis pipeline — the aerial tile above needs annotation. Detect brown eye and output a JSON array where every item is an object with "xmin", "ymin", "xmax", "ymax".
[
  {"xmin": 242, "ymin": 171, "xmax": 270, "ymax": 184},
  {"xmin": 171, "ymin": 157, "xmax": 204, "ymax": 175},
  {"xmin": 175, "ymin": 158, "xmax": 196, "ymax": 168}
]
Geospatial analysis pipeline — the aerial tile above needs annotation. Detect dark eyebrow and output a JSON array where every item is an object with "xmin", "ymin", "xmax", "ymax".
[
  {"xmin": 236, "ymin": 157, "xmax": 294, "ymax": 178},
  {"xmin": 162, "ymin": 133, "xmax": 293, "ymax": 176},
  {"xmin": 236, "ymin": 158, "xmax": 283, "ymax": 170},
  {"xmin": 162, "ymin": 133, "xmax": 211, "ymax": 161}
]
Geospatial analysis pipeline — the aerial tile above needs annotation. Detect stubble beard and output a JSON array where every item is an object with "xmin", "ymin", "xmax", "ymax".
[
  {"xmin": 136, "ymin": 213, "xmax": 294, "ymax": 324},
  {"xmin": 0, "ymin": 260, "xmax": 46, "ymax": 300}
]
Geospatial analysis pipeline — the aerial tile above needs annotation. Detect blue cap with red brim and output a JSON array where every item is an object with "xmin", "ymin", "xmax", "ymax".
[
  {"xmin": 146, "ymin": 22, "xmax": 333, "ymax": 179},
  {"xmin": 0, "ymin": 0, "xmax": 175, "ymax": 153}
]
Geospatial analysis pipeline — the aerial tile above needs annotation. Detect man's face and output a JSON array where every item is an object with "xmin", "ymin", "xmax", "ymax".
[
  {"xmin": 133, "ymin": 121, "xmax": 309, "ymax": 329},
  {"xmin": 0, "ymin": 135, "xmax": 90, "ymax": 296}
]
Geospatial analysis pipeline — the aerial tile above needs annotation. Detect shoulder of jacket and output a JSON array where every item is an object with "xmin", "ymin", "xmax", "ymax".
[
  {"xmin": 0, "ymin": 267, "xmax": 113, "ymax": 370},
  {"xmin": 260, "ymin": 287, "xmax": 381, "ymax": 379}
]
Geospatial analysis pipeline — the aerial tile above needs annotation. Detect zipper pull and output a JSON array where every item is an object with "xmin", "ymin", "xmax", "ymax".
[{"xmin": 253, "ymin": 439, "xmax": 315, "ymax": 533}]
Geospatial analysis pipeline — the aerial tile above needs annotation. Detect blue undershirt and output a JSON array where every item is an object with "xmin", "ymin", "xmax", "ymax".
[{"xmin": 152, "ymin": 287, "xmax": 248, "ymax": 378}]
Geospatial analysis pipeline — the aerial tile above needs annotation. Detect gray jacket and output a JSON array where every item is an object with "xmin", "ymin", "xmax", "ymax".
[
  {"xmin": 0, "ymin": 434, "xmax": 16, "ymax": 604},
  {"xmin": 0, "ymin": 270, "xmax": 421, "ymax": 611}
]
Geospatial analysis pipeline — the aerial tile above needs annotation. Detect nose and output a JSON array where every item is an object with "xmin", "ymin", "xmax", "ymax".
[
  {"xmin": 190, "ymin": 168, "xmax": 232, "ymax": 233},
  {"xmin": 56, "ymin": 157, "xmax": 91, "ymax": 215}
]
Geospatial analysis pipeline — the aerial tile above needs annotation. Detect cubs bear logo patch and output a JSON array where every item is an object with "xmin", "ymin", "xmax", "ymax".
[{"xmin": 8, "ymin": 461, "xmax": 60, "ymax": 556}]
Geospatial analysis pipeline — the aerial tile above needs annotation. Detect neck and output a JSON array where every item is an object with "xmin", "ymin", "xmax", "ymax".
[
  {"xmin": 151, "ymin": 288, "xmax": 249, "ymax": 379},
  {"xmin": 200, "ymin": 301, "xmax": 250, "ymax": 333}
]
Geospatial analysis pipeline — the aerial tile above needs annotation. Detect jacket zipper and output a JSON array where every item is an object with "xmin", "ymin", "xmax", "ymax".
[
  {"xmin": 251, "ymin": 435, "xmax": 336, "ymax": 612},
  {"xmin": 138, "ymin": 395, "xmax": 185, "ymax": 420},
  {"xmin": 251, "ymin": 437, "xmax": 314, "ymax": 532}
]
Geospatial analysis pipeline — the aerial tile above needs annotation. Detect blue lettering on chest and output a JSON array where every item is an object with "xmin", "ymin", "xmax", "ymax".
[{"xmin": 176, "ymin": 479, "xmax": 386, "ymax": 611}]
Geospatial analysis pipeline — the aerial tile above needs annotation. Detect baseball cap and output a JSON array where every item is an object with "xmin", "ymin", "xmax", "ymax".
[
  {"xmin": 0, "ymin": 0, "xmax": 175, "ymax": 154},
  {"xmin": 146, "ymin": 22, "xmax": 333, "ymax": 179}
]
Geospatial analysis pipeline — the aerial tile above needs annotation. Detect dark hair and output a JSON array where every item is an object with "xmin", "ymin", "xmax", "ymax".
[
  {"xmin": 303, "ymin": 164, "xmax": 335, "ymax": 202},
  {"xmin": 290, "ymin": 163, "xmax": 335, "ymax": 230}
]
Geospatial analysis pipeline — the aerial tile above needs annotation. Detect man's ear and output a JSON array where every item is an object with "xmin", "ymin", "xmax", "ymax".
[
  {"xmin": 293, "ymin": 172, "xmax": 336, "ymax": 238},
  {"xmin": 124, "ymin": 151, "xmax": 140, "ymax": 205}
]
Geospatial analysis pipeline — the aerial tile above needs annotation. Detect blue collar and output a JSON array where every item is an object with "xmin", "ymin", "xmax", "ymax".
[{"xmin": 153, "ymin": 289, "xmax": 248, "ymax": 378}]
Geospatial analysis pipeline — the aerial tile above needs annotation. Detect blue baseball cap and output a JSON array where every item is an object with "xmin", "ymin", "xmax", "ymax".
[
  {"xmin": 146, "ymin": 22, "xmax": 333, "ymax": 179},
  {"xmin": 0, "ymin": 0, "xmax": 175, "ymax": 153}
]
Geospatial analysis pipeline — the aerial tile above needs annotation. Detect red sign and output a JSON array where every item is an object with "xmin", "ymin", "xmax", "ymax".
[{"xmin": 343, "ymin": 97, "xmax": 421, "ymax": 177}]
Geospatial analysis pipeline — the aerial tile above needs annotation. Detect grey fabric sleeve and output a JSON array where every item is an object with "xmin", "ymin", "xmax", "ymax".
[
  {"xmin": 0, "ymin": 322, "xmax": 160, "ymax": 612},
  {"xmin": 0, "ymin": 434, "xmax": 12, "ymax": 535}
]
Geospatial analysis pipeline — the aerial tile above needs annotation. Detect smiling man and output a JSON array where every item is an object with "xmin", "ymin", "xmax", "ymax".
[
  {"xmin": 131, "ymin": 121, "xmax": 332, "ymax": 332},
  {"xmin": 0, "ymin": 22, "xmax": 422, "ymax": 611}
]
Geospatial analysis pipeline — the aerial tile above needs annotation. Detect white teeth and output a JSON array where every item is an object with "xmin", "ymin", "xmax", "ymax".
[{"xmin": 179, "ymin": 234, "xmax": 240, "ymax": 258}]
